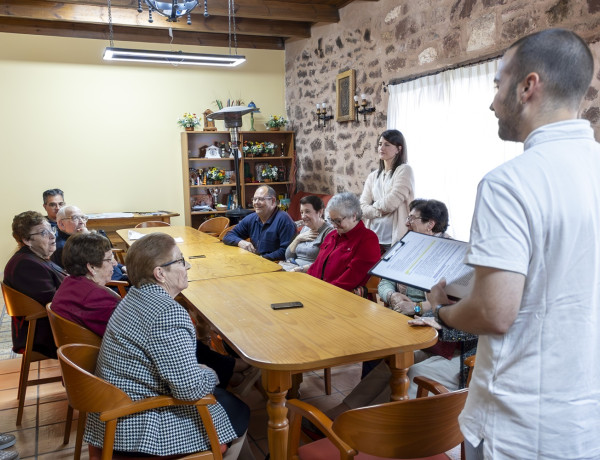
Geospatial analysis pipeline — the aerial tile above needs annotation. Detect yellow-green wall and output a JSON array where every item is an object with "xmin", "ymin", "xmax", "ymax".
[{"xmin": 0, "ymin": 33, "xmax": 285, "ymax": 270}]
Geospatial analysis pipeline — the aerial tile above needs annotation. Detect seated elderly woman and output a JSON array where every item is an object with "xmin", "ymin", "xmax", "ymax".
[
  {"xmin": 285, "ymin": 195, "xmax": 333, "ymax": 272},
  {"xmin": 3, "ymin": 211, "xmax": 67, "ymax": 358},
  {"xmin": 52, "ymin": 232, "xmax": 255, "ymax": 391},
  {"xmin": 326, "ymin": 199, "xmax": 477, "ymax": 419},
  {"xmin": 51, "ymin": 232, "xmax": 122, "ymax": 337},
  {"xmin": 307, "ymin": 192, "xmax": 380, "ymax": 291},
  {"xmin": 85, "ymin": 233, "xmax": 250, "ymax": 458}
]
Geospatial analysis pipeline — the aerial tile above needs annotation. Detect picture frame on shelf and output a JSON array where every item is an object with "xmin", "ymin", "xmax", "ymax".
[{"xmin": 336, "ymin": 69, "xmax": 356, "ymax": 122}]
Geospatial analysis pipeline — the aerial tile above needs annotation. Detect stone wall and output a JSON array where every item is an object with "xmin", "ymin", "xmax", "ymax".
[{"xmin": 285, "ymin": 0, "xmax": 600, "ymax": 194}]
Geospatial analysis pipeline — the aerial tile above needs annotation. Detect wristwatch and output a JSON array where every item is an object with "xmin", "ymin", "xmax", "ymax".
[{"xmin": 434, "ymin": 304, "xmax": 450, "ymax": 328}]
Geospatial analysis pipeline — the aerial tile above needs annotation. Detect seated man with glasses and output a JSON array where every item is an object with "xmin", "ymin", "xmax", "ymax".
[
  {"xmin": 51, "ymin": 205, "xmax": 127, "ymax": 282},
  {"xmin": 223, "ymin": 185, "xmax": 296, "ymax": 260},
  {"xmin": 42, "ymin": 188, "xmax": 65, "ymax": 231}
]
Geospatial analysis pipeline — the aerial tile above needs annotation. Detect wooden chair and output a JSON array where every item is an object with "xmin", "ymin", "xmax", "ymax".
[
  {"xmin": 134, "ymin": 221, "xmax": 170, "ymax": 228},
  {"xmin": 464, "ymin": 355, "xmax": 476, "ymax": 387},
  {"xmin": 198, "ymin": 217, "xmax": 230, "ymax": 237},
  {"xmin": 218, "ymin": 225, "xmax": 236, "ymax": 241},
  {"xmin": 0, "ymin": 282, "xmax": 63, "ymax": 426},
  {"xmin": 111, "ymin": 247, "xmax": 126, "ymax": 265},
  {"xmin": 57, "ymin": 343, "xmax": 224, "ymax": 460},
  {"xmin": 287, "ymin": 376, "xmax": 468, "ymax": 460},
  {"xmin": 105, "ymin": 280, "xmax": 129, "ymax": 298},
  {"xmin": 46, "ymin": 304, "xmax": 101, "ymax": 458}
]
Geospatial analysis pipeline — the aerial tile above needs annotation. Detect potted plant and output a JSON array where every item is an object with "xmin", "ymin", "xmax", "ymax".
[
  {"xmin": 177, "ymin": 113, "xmax": 201, "ymax": 131},
  {"xmin": 265, "ymin": 115, "xmax": 288, "ymax": 131},
  {"xmin": 264, "ymin": 142, "xmax": 276, "ymax": 156},
  {"xmin": 261, "ymin": 164, "xmax": 279, "ymax": 182},
  {"xmin": 206, "ymin": 167, "xmax": 225, "ymax": 184}
]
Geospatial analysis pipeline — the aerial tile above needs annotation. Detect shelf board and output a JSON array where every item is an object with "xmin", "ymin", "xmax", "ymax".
[
  {"xmin": 191, "ymin": 210, "xmax": 229, "ymax": 215},
  {"xmin": 244, "ymin": 181, "xmax": 291, "ymax": 186},
  {"xmin": 191, "ymin": 184, "xmax": 235, "ymax": 188},
  {"xmin": 244, "ymin": 156, "xmax": 292, "ymax": 160},
  {"xmin": 189, "ymin": 158, "xmax": 235, "ymax": 161}
]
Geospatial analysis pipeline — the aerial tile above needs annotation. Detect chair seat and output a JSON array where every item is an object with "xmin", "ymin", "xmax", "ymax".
[{"xmin": 298, "ymin": 438, "xmax": 451, "ymax": 460}]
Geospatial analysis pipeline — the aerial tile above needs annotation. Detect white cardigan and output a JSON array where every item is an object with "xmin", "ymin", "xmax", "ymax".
[{"xmin": 360, "ymin": 163, "xmax": 414, "ymax": 245}]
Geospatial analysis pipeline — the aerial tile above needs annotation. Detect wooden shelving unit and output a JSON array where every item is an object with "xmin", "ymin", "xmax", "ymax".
[{"xmin": 181, "ymin": 130, "xmax": 295, "ymax": 228}]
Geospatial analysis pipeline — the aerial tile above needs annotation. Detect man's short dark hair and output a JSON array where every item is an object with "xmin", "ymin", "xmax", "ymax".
[
  {"xmin": 508, "ymin": 29, "xmax": 593, "ymax": 110},
  {"xmin": 43, "ymin": 189, "xmax": 64, "ymax": 204}
]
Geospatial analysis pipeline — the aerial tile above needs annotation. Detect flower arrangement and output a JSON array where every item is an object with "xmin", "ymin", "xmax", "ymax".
[
  {"xmin": 266, "ymin": 115, "xmax": 288, "ymax": 129},
  {"xmin": 261, "ymin": 164, "xmax": 279, "ymax": 181},
  {"xmin": 264, "ymin": 142, "xmax": 276, "ymax": 155},
  {"xmin": 207, "ymin": 167, "xmax": 225, "ymax": 182},
  {"xmin": 177, "ymin": 113, "xmax": 201, "ymax": 129}
]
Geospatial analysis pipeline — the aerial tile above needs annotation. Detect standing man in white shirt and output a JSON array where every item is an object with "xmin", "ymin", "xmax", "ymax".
[{"xmin": 426, "ymin": 28, "xmax": 600, "ymax": 459}]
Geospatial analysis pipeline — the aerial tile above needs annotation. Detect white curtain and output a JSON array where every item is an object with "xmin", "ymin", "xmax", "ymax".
[{"xmin": 387, "ymin": 60, "xmax": 521, "ymax": 240}]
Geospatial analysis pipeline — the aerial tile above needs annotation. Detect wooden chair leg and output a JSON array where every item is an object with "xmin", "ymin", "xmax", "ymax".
[
  {"xmin": 16, "ymin": 319, "xmax": 38, "ymax": 426},
  {"xmin": 324, "ymin": 368, "xmax": 332, "ymax": 395},
  {"xmin": 75, "ymin": 412, "xmax": 86, "ymax": 460},
  {"xmin": 64, "ymin": 404, "xmax": 73, "ymax": 444}
]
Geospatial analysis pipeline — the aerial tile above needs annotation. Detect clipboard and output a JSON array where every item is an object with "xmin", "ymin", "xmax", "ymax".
[{"xmin": 369, "ymin": 231, "xmax": 475, "ymax": 299}]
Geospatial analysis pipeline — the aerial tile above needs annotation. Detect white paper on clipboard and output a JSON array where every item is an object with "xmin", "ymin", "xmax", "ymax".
[{"xmin": 369, "ymin": 231, "xmax": 475, "ymax": 299}]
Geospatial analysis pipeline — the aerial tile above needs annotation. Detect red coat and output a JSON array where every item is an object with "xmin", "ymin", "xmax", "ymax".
[
  {"xmin": 308, "ymin": 221, "xmax": 380, "ymax": 291},
  {"xmin": 51, "ymin": 276, "xmax": 121, "ymax": 337}
]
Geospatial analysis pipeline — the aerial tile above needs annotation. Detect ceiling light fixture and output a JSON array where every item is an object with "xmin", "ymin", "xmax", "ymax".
[
  {"xmin": 103, "ymin": 0, "xmax": 245, "ymax": 67},
  {"xmin": 103, "ymin": 48, "xmax": 245, "ymax": 66}
]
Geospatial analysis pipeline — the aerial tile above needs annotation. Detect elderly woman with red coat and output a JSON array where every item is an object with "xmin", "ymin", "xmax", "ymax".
[{"xmin": 307, "ymin": 192, "xmax": 380, "ymax": 292}]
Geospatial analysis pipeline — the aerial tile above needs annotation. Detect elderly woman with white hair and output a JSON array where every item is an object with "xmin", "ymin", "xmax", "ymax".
[{"xmin": 307, "ymin": 192, "xmax": 380, "ymax": 292}]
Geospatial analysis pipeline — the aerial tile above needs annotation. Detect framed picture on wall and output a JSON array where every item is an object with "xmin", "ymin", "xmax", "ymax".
[{"xmin": 336, "ymin": 69, "xmax": 355, "ymax": 122}]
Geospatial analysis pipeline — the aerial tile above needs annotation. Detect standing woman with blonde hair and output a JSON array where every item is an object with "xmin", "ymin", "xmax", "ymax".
[{"xmin": 360, "ymin": 129, "xmax": 414, "ymax": 253}]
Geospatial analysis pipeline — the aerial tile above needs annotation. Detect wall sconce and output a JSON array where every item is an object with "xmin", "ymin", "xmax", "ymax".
[
  {"xmin": 354, "ymin": 94, "xmax": 376, "ymax": 122},
  {"xmin": 315, "ymin": 103, "xmax": 334, "ymax": 128}
]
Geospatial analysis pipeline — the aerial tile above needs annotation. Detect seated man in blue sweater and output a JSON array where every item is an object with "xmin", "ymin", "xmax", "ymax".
[{"xmin": 223, "ymin": 185, "xmax": 296, "ymax": 261}]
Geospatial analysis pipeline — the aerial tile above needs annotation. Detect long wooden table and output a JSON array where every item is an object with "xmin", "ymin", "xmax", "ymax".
[
  {"xmin": 88, "ymin": 211, "xmax": 179, "ymax": 248},
  {"xmin": 183, "ymin": 272, "xmax": 438, "ymax": 460},
  {"xmin": 116, "ymin": 226, "xmax": 283, "ymax": 281}
]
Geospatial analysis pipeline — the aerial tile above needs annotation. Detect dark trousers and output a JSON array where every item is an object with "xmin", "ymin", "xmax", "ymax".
[{"xmin": 196, "ymin": 340, "xmax": 235, "ymax": 388}]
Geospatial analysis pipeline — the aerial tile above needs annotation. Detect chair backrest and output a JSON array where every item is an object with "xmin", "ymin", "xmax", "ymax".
[
  {"xmin": 464, "ymin": 355, "xmax": 476, "ymax": 387},
  {"xmin": 198, "ymin": 217, "xmax": 230, "ymax": 236},
  {"xmin": 332, "ymin": 388, "xmax": 468, "ymax": 458},
  {"xmin": 134, "ymin": 221, "xmax": 170, "ymax": 228},
  {"xmin": 1, "ymin": 281, "xmax": 46, "ymax": 320},
  {"xmin": 105, "ymin": 280, "xmax": 129, "ymax": 298},
  {"xmin": 218, "ymin": 225, "xmax": 236, "ymax": 241},
  {"xmin": 58, "ymin": 344, "xmax": 132, "ymax": 414},
  {"xmin": 46, "ymin": 304, "xmax": 102, "ymax": 348}
]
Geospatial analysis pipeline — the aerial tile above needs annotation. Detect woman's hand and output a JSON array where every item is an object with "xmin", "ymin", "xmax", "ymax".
[
  {"xmin": 389, "ymin": 292, "xmax": 416, "ymax": 315},
  {"xmin": 408, "ymin": 316, "xmax": 442, "ymax": 330}
]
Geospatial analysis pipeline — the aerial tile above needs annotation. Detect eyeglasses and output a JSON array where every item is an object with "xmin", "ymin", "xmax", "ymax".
[
  {"xmin": 61, "ymin": 215, "xmax": 89, "ymax": 223},
  {"xmin": 160, "ymin": 257, "xmax": 187, "ymax": 268},
  {"xmin": 45, "ymin": 202, "xmax": 65, "ymax": 208},
  {"xmin": 327, "ymin": 216, "xmax": 348, "ymax": 226},
  {"xmin": 252, "ymin": 196, "xmax": 274, "ymax": 203},
  {"xmin": 406, "ymin": 215, "xmax": 425, "ymax": 223},
  {"xmin": 103, "ymin": 254, "xmax": 115, "ymax": 263},
  {"xmin": 29, "ymin": 228, "xmax": 57, "ymax": 239}
]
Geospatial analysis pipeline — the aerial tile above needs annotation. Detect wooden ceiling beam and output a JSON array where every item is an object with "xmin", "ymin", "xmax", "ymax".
[
  {"xmin": 52, "ymin": 0, "xmax": 340, "ymax": 23},
  {"xmin": 0, "ymin": 0, "xmax": 311, "ymax": 38},
  {"xmin": 0, "ymin": 17, "xmax": 285, "ymax": 50}
]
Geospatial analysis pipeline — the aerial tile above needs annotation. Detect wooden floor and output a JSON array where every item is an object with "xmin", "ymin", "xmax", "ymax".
[{"xmin": 0, "ymin": 356, "xmax": 363, "ymax": 459}]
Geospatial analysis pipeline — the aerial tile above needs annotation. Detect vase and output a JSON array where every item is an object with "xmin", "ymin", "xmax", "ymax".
[
  {"xmin": 268, "ymin": 127, "xmax": 280, "ymax": 131},
  {"xmin": 185, "ymin": 127, "xmax": 195, "ymax": 131},
  {"xmin": 213, "ymin": 180, "xmax": 223, "ymax": 184},
  {"xmin": 263, "ymin": 179, "xmax": 272, "ymax": 182}
]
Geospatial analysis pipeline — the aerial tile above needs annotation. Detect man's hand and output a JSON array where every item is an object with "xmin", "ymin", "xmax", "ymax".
[
  {"xmin": 426, "ymin": 279, "xmax": 451, "ymax": 307},
  {"xmin": 238, "ymin": 240, "xmax": 256, "ymax": 253}
]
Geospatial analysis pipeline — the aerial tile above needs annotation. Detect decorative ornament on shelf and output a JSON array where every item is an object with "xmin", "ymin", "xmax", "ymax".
[
  {"xmin": 206, "ymin": 167, "xmax": 225, "ymax": 184},
  {"xmin": 266, "ymin": 115, "xmax": 288, "ymax": 131},
  {"xmin": 247, "ymin": 101, "xmax": 260, "ymax": 131},
  {"xmin": 178, "ymin": 113, "xmax": 201, "ymax": 131},
  {"xmin": 261, "ymin": 164, "xmax": 279, "ymax": 182}
]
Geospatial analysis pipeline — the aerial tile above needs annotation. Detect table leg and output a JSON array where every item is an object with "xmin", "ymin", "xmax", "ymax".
[
  {"xmin": 388, "ymin": 351, "xmax": 414, "ymax": 401},
  {"xmin": 263, "ymin": 370, "xmax": 292, "ymax": 460}
]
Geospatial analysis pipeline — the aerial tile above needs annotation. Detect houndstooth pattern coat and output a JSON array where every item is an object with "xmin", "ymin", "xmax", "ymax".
[{"xmin": 84, "ymin": 284, "xmax": 238, "ymax": 455}]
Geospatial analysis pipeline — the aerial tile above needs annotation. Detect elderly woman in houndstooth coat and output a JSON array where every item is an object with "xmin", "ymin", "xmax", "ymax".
[{"xmin": 84, "ymin": 233, "xmax": 250, "ymax": 458}]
